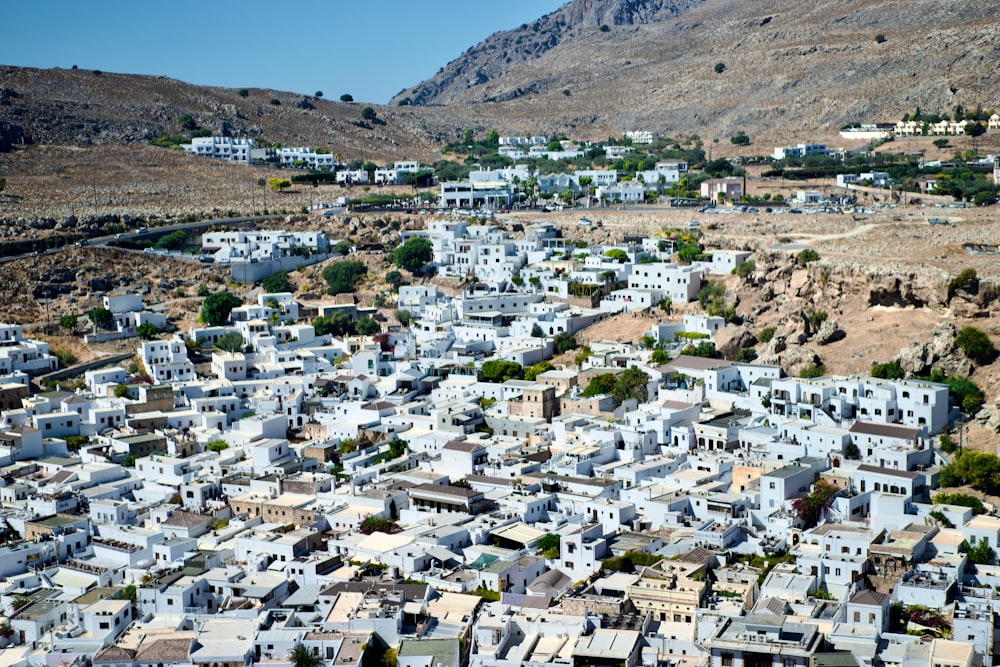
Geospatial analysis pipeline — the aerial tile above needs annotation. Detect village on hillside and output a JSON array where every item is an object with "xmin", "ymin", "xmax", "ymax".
[{"xmin": 0, "ymin": 203, "xmax": 994, "ymax": 667}]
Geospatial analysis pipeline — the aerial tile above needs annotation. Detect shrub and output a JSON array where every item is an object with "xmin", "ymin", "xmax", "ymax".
[
  {"xmin": 758, "ymin": 326, "xmax": 776, "ymax": 343},
  {"xmin": 938, "ymin": 432, "xmax": 957, "ymax": 454},
  {"xmin": 875, "ymin": 33, "xmax": 886, "ymax": 43},
  {"xmin": 269, "ymin": 98, "xmax": 281, "ymax": 106},
  {"xmin": 361, "ymin": 106, "xmax": 377, "ymax": 121},
  {"xmin": 714, "ymin": 62, "xmax": 726, "ymax": 74},
  {"xmin": 685, "ymin": 341, "xmax": 722, "ymax": 358},
  {"xmin": 199, "ymin": 291, "xmax": 242, "ymax": 326},
  {"xmin": 933, "ymin": 492, "xmax": 985, "ymax": 515},
  {"xmin": 939, "ymin": 450, "xmax": 1000, "ymax": 493},
  {"xmin": 238, "ymin": 88, "xmax": 249, "ymax": 97},
  {"xmin": 481, "ymin": 360, "xmax": 522, "ymax": 383},
  {"xmin": 734, "ymin": 348, "xmax": 758, "ymax": 363},
  {"xmin": 733, "ymin": 259, "xmax": 756, "ymax": 279},
  {"xmin": 393, "ymin": 237, "xmax": 433, "ymax": 272},
  {"xmin": 385, "ymin": 270, "xmax": 404, "ymax": 291},
  {"xmin": 136, "ymin": 322, "xmax": 160, "ymax": 340},
  {"xmin": 961, "ymin": 537, "xmax": 996, "ymax": 565},
  {"xmin": 354, "ymin": 317, "xmax": 380, "ymax": 335},
  {"xmin": 206, "ymin": 439, "xmax": 230, "ymax": 452},
  {"xmin": 553, "ymin": 332, "xmax": 579, "ymax": 354},
  {"xmin": 797, "ymin": 248, "xmax": 820, "ymax": 265},
  {"xmin": 871, "ymin": 360, "xmax": 905, "ymax": 379},
  {"xmin": 340, "ymin": 93, "xmax": 354, "ymax": 102},
  {"xmin": 599, "ymin": 24, "xmax": 610, "ymax": 32},
  {"xmin": 52, "ymin": 348, "xmax": 77, "ymax": 367},
  {"xmin": 322, "ymin": 261, "xmax": 366, "ymax": 295},
  {"xmin": 261, "ymin": 270, "xmax": 292, "ymax": 294},
  {"xmin": 955, "ymin": 326, "xmax": 995, "ymax": 364},
  {"xmin": 524, "ymin": 361, "xmax": 553, "ymax": 381},
  {"xmin": 395, "ymin": 309, "xmax": 411, "ymax": 327},
  {"xmin": 948, "ymin": 268, "xmax": 977, "ymax": 296},
  {"xmin": 537, "ymin": 533, "xmax": 561, "ymax": 559},
  {"xmin": 944, "ymin": 375, "xmax": 985, "ymax": 414},
  {"xmin": 730, "ymin": 131, "xmax": 750, "ymax": 146},
  {"xmin": 799, "ymin": 363, "xmax": 826, "ymax": 378},
  {"xmin": 791, "ymin": 479, "xmax": 839, "ymax": 528},
  {"xmin": 358, "ymin": 516, "xmax": 400, "ymax": 535},
  {"xmin": 808, "ymin": 309, "xmax": 828, "ymax": 329}
]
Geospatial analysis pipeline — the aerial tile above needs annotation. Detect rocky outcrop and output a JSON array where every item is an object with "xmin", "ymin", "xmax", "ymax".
[
  {"xmin": 0, "ymin": 121, "xmax": 31, "ymax": 152},
  {"xmin": 715, "ymin": 325, "xmax": 757, "ymax": 358},
  {"xmin": 893, "ymin": 321, "xmax": 972, "ymax": 378},
  {"xmin": 391, "ymin": 0, "xmax": 707, "ymax": 106}
]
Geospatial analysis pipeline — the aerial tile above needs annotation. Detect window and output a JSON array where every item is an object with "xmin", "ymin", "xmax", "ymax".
[{"xmin": 721, "ymin": 654, "xmax": 734, "ymax": 667}]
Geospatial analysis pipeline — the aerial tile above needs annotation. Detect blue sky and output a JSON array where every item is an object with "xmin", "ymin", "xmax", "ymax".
[{"xmin": 3, "ymin": 1, "xmax": 566, "ymax": 104}]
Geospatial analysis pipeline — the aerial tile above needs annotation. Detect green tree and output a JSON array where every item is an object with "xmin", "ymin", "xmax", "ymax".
[
  {"xmin": 313, "ymin": 311, "xmax": 354, "ymax": 337},
  {"xmin": 933, "ymin": 492, "xmax": 985, "ymax": 514},
  {"xmin": 933, "ymin": 138, "xmax": 949, "ymax": 149},
  {"xmin": 394, "ymin": 237, "xmax": 433, "ymax": 272},
  {"xmin": 261, "ymin": 270, "xmax": 292, "ymax": 294},
  {"xmin": 730, "ymin": 131, "xmax": 751, "ymax": 146},
  {"xmin": 361, "ymin": 106, "xmax": 377, "ymax": 121},
  {"xmin": 215, "ymin": 331, "xmax": 244, "ymax": 352},
  {"xmin": 136, "ymin": 322, "xmax": 160, "ymax": 340},
  {"xmin": 288, "ymin": 643, "xmax": 323, "ymax": 667},
  {"xmin": 871, "ymin": 360, "xmax": 905, "ymax": 379},
  {"xmin": 611, "ymin": 367, "xmax": 650, "ymax": 405},
  {"xmin": 685, "ymin": 341, "xmax": 722, "ymax": 358},
  {"xmin": 939, "ymin": 450, "xmax": 1000, "ymax": 493},
  {"xmin": 340, "ymin": 93, "xmax": 353, "ymax": 102},
  {"xmin": 956, "ymin": 326, "xmax": 996, "ymax": 364},
  {"xmin": 385, "ymin": 270, "xmax": 404, "ymax": 291},
  {"xmin": 396, "ymin": 309, "xmax": 412, "ymax": 327},
  {"xmin": 524, "ymin": 361, "xmax": 554, "ymax": 381},
  {"xmin": 582, "ymin": 373, "xmax": 617, "ymax": 398},
  {"xmin": 538, "ymin": 533, "xmax": 561, "ymax": 559},
  {"xmin": 314, "ymin": 90, "xmax": 323, "ymax": 98},
  {"xmin": 354, "ymin": 316, "xmax": 380, "ymax": 335},
  {"xmin": 206, "ymin": 439, "xmax": 230, "ymax": 452},
  {"xmin": 321, "ymin": 261, "xmax": 366, "ymax": 295},
  {"xmin": 481, "ymin": 360, "xmax": 522, "ymax": 383},
  {"xmin": 59, "ymin": 314, "xmax": 78, "ymax": 333},
  {"xmin": 199, "ymin": 292, "xmax": 242, "ymax": 326},
  {"xmin": 797, "ymin": 248, "xmax": 820, "ymax": 265},
  {"xmin": 90, "ymin": 307, "xmax": 115, "ymax": 330},
  {"xmin": 238, "ymin": 88, "xmax": 249, "ymax": 98},
  {"xmin": 961, "ymin": 537, "xmax": 996, "ymax": 565},
  {"xmin": 553, "ymin": 332, "xmax": 579, "ymax": 354},
  {"xmin": 603, "ymin": 248, "xmax": 628, "ymax": 263},
  {"xmin": 154, "ymin": 230, "xmax": 187, "ymax": 250},
  {"xmin": 268, "ymin": 178, "xmax": 292, "ymax": 192}
]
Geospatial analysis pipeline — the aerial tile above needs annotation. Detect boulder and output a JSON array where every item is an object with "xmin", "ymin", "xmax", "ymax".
[
  {"xmin": 715, "ymin": 326, "xmax": 758, "ymax": 359},
  {"xmin": 781, "ymin": 345, "xmax": 822, "ymax": 377},
  {"xmin": 815, "ymin": 320, "xmax": 846, "ymax": 345}
]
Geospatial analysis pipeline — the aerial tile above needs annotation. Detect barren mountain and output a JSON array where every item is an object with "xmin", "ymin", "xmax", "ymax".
[
  {"xmin": 393, "ymin": 0, "xmax": 1000, "ymax": 137},
  {"xmin": 0, "ymin": 65, "xmax": 466, "ymax": 162}
]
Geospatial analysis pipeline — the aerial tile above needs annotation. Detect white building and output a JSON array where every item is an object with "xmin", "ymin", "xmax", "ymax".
[{"xmin": 181, "ymin": 136, "xmax": 256, "ymax": 163}]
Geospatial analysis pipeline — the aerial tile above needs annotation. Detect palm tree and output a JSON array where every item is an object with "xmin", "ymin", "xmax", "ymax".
[{"xmin": 289, "ymin": 643, "xmax": 323, "ymax": 667}]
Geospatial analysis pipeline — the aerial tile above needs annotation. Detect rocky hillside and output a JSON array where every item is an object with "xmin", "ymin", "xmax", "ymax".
[
  {"xmin": 0, "ymin": 66, "xmax": 467, "ymax": 162},
  {"xmin": 394, "ymin": 0, "xmax": 705, "ymax": 106},
  {"xmin": 393, "ymin": 0, "xmax": 1000, "ymax": 137}
]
